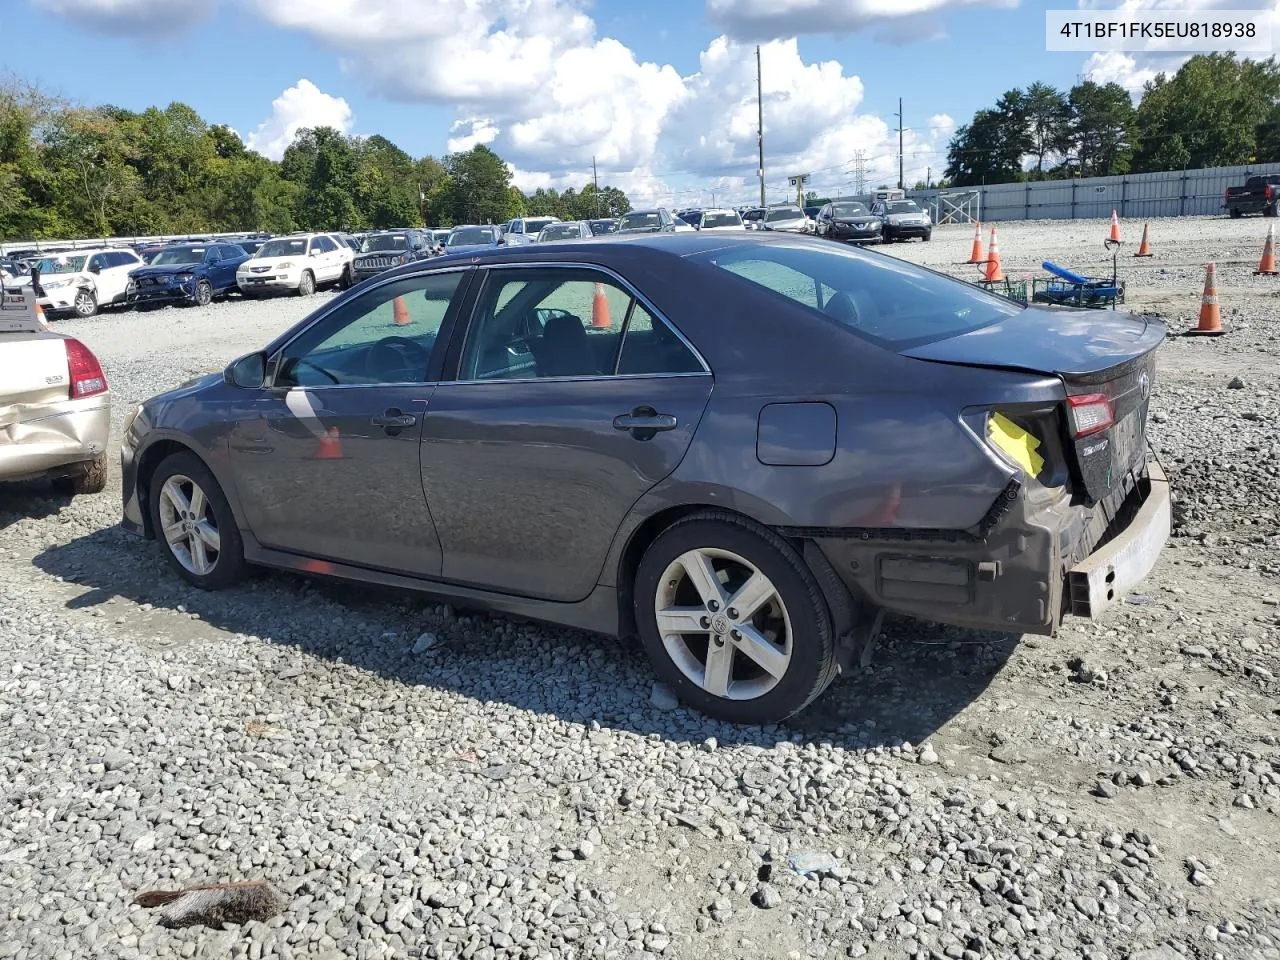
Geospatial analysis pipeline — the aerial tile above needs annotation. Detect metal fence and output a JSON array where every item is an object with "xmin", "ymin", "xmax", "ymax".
[
  {"xmin": 902, "ymin": 162, "xmax": 1280, "ymax": 223},
  {"xmin": 0, "ymin": 231, "xmax": 262, "ymax": 258}
]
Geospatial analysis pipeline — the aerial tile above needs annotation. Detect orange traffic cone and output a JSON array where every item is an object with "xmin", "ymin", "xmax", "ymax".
[
  {"xmin": 1109, "ymin": 209, "xmax": 1122, "ymax": 244},
  {"xmin": 1185, "ymin": 263, "xmax": 1225, "ymax": 337},
  {"xmin": 591, "ymin": 282, "xmax": 611, "ymax": 330},
  {"xmin": 1134, "ymin": 223, "xmax": 1153, "ymax": 257},
  {"xmin": 392, "ymin": 296, "xmax": 411, "ymax": 326},
  {"xmin": 967, "ymin": 220, "xmax": 984, "ymax": 263},
  {"xmin": 982, "ymin": 227, "xmax": 1004, "ymax": 283},
  {"xmin": 315, "ymin": 426, "xmax": 343, "ymax": 459},
  {"xmin": 1255, "ymin": 224, "xmax": 1278, "ymax": 276}
]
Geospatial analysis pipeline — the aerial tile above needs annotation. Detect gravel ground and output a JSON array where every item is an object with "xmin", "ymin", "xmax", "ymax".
[{"xmin": 2, "ymin": 217, "xmax": 1279, "ymax": 960}]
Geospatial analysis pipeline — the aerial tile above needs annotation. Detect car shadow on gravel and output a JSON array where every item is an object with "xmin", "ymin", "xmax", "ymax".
[
  {"xmin": 0, "ymin": 482, "xmax": 75, "ymax": 531},
  {"xmin": 35, "ymin": 528, "xmax": 1017, "ymax": 751}
]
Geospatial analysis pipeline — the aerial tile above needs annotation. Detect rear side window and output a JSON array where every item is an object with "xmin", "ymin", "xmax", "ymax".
[{"xmin": 694, "ymin": 243, "xmax": 1022, "ymax": 351}]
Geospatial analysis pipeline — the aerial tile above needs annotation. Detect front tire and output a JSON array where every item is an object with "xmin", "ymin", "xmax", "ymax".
[
  {"xmin": 339, "ymin": 264, "xmax": 353, "ymax": 290},
  {"xmin": 922, "ymin": 229, "xmax": 932, "ymax": 241},
  {"xmin": 149, "ymin": 451, "xmax": 247, "ymax": 590},
  {"xmin": 297, "ymin": 270, "xmax": 315, "ymax": 297},
  {"xmin": 193, "ymin": 279, "xmax": 212, "ymax": 306},
  {"xmin": 634, "ymin": 512, "xmax": 838, "ymax": 724},
  {"xmin": 73, "ymin": 289, "xmax": 98, "ymax": 318}
]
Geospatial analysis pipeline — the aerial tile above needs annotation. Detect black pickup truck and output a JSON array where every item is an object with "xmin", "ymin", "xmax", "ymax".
[{"xmin": 1223, "ymin": 175, "xmax": 1280, "ymax": 218}]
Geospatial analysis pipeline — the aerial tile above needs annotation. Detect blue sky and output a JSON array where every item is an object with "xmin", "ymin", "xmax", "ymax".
[{"xmin": 7, "ymin": 0, "xmax": 1267, "ymax": 205}]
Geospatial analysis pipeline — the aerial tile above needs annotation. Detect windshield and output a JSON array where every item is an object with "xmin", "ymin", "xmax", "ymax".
[
  {"xmin": 150, "ymin": 247, "xmax": 205, "ymax": 266},
  {"xmin": 702, "ymin": 212, "xmax": 742, "ymax": 228},
  {"xmin": 693, "ymin": 242, "xmax": 1021, "ymax": 351},
  {"xmin": 831, "ymin": 202, "xmax": 870, "ymax": 218},
  {"xmin": 619, "ymin": 211, "xmax": 662, "ymax": 231},
  {"xmin": 448, "ymin": 227, "xmax": 493, "ymax": 246},
  {"xmin": 884, "ymin": 201, "xmax": 920, "ymax": 214},
  {"xmin": 524, "ymin": 218, "xmax": 556, "ymax": 234},
  {"xmin": 258, "ymin": 238, "xmax": 308, "ymax": 258},
  {"xmin": 35, "ymin": 255, "xmax": 87, "ymax": 274},
  {"xmin": 539, "ymin": 224, "xmax": 582, "ymax": 241},
  {"xmin": 766, "ymin": 207, "xmax": 804, "ymax": 222},
  {"xmin": 361, "ymin": 234, "xmax": 408, "ymax": 253},
  {"xmin": 588, "ymin": 220, "xmax": 617, "ymax": 235}
]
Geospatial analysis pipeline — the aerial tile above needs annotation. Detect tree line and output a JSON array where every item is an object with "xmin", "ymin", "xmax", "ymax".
[
  {"xmin": 0, "ymin": 76, "xmax": 633, "ymax": 242},
  {"xmin": 943, "ymin": 53, "xmax": 1280, "ymax": 187}
]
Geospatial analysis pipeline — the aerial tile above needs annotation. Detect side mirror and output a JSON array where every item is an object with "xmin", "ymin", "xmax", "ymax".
[
  {"xmin": 88, "ymin": 263, "xmax": 102, "ymax": 274},
  {"xmin": 224, "ymin": 351, "xmax": 267, "ymax": 389}
]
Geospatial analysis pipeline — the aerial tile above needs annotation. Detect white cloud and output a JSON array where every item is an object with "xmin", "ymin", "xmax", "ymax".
[
  {"xmin": 245, "ymin": 80, "xmax": 354, "ymax": 160},
  {"xmin": 706, "ymin": 0, "xmax": 1018, "ymax": 42},
  {"xmin": 1081, "ymin": 51, "xmax": 1161, "ymax": 94},
  {"xmin": 39, "ymin": 0, "xmax": 214, "ymax": 35},
  {"xmin": 447, "ymin": 118, "xmax": 500, "ymax": 154}
]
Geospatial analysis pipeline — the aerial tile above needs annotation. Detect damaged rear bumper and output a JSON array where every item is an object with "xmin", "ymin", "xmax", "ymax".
[
  {"xmin": 807, "ymin": 456, "xmax": 1169, "ymax": 636},
  {"xmin": 0, "ymin": 399, "xmax": 111, "ymax": 481}
]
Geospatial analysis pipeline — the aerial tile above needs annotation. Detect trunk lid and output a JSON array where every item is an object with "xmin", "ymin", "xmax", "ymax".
[
  {"xmin": 0, "ymin": 332, "xmax": 69, "ymax": 409},
  {"xmin": 904, "ymin": 306, "xmax": 1165, "ymax": 504}
]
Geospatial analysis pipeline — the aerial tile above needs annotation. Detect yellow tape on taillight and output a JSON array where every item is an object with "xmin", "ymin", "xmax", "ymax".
[{"xmin": 988, "ymin": 412, "xmax": 1045, "ymax": 477}]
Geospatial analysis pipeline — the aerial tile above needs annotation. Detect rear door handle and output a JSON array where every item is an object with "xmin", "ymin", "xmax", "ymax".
[{"xmin": 613, "ymin": 406, "xmax": 677, "ymax": 439}]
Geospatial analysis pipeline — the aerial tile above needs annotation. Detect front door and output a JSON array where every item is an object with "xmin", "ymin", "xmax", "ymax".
[
  {"xmin": 226, "ymin": 268, "xmax": 472, "ymax": 575},
  {"xmin": 421, "ymin": 266, "xmax": 713, "ymax": 601}
]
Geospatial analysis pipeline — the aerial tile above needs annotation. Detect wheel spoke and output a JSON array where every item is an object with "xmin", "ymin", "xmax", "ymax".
[
  {"xmin": 161, "ymin": 480, "xmax": 190, "ymax": 515},
  {"xmin": 679, "ymin": 550, "xmax": 726, "ymax": 607},
  {"xmin": 194, "ymin": 520, "xmax": 220, "ymax": 552},
  {"xmin": 734, "ymin": 624, "xmax": 789, "ymax": 679},
  {"xmin": 189, "ymin": 535, "xmax": 210, "ymax": 575},
  {"xmin": 727, "ymin": 570, "xmax": 775, "ymax": 622},
  {"xmin": 702, "ymin": 641, "xmax": 734, "ymax": 697},
  {"xmin": 188, "ymin": 484, "xmax": 207, "ymax": 520},
  {"xmin": 655, "ymin": 606, "xmax": 706, "ymax": 636},
  {"xmin": 162, "ymin": 519, "xmax": 186, "ymax": 544}
]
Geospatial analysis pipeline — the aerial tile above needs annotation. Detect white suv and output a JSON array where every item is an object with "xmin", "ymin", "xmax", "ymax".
[
  {"xmin": 503, "ymin": 217, "xmax": 561, "ymax": 245},
  {"xmin": 236, "ymin": 233, "xmax": 354, "ymax": 296},
  {"xmin": 11, "ymin": 248, "xmax": 143, "ymax": 318}
]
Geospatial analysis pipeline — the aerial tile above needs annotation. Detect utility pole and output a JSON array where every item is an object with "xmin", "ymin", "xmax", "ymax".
[
  {"xmin": 592, "ymin": 156, "xmax": 600, "ymax": 217},
  {"xmin": 926, "ymin": 165, "xmax": 931, "ymax": 190},
  {"xmin": 756, "ymin": 45, "xmax": 765, "ymax": 207},
  {"xmin": 896, "ymin": 97, "xmax": 905, "ymax": 191}
]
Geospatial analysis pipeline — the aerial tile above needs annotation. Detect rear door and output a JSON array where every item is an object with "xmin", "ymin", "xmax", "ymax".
[
  {"xmin": 420, "ymin": 265, "xmax": 713, "ymax": 601},
  {"xmin": 224, "ymin": 268, "xmax": 473, "ymax": 575}
]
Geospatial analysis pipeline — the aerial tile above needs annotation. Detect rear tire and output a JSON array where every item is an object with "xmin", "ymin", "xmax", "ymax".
[
  {"xmin": 1230, "ymin": 207, "xmax": 1243, "ymax": 219},
  {"xmin": 634, "ymin": 512, "xmax": 838, "ymax": 724},
  {"xmin": 51, "ymin": 453, "xmax": 107, "ymax": 496},
  {"xmin": 149, "ymin": 451, "xmax": 247, "ymax": 590}
]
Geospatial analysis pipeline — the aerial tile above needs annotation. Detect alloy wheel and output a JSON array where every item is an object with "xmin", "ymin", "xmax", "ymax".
[
  {"xmin": 158, "ymin": 474, "xmax": 221, "ymax": 576},
  {"xmin": 74, "ymin": 291, "xmax": 95, "ymax": 317},
  {"xmin": 653, "ymin": 547, "xmax": 793, "ymax": 700}
]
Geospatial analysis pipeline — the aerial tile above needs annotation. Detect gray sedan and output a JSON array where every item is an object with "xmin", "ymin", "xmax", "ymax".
[{"xmin": 120, "ymin": 234, "xmax": 1169, "ymax": 723}]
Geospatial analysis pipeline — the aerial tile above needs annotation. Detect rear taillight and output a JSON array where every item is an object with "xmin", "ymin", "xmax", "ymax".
[
  {"xmin": 65, "ymin": 337, "xmax": 107, "ymax": 399},
  {"xmin": 1268, "ymin": 185, "xmax": 1274, "ymax": 200},
  {"xmin": 1066, "ymin": 393, "xmax": 1114, "ymax": 438}
]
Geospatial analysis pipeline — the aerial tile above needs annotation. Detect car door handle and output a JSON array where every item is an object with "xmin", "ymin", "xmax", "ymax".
[
  {"xmin": 613, "ymin": 407, "xmax": 677, "ymax": 436},
  {"xmin": 371, "ymin": 410, "xmax": 417, "ymax": 429}
]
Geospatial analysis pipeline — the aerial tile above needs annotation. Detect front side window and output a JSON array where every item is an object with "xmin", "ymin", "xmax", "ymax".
[
  {"xmin": 458, "ymin": 269, "xmax": 703, "ymax": 381},
  {"xmin": 693, "ymin": 243, "xmax": 1022, "ymax": 351},
  {"xmin": 312, "ymin": 235, "xmax": 336, "ymax": 254},
  {"xmin": 274, "ymin": 271, "xmax": 467, "ymax": 388}
]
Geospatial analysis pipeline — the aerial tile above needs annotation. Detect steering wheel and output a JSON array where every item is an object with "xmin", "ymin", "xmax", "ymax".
[{"xmin": 365, "ymin": 336, "xmax": 431, "ymax": 381}]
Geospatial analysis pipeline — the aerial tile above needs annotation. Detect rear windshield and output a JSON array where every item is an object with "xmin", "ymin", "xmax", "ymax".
[
  {"xmin": 692, "ymin": 242, "xmax": 1021, "ymax": 350},
  {"xmin": 766, "ymin": 207, "xmax": 803, "ymax": 222},
  {"xmin": 702, "ymin": 212, "xmax": 742, "ymax": 228},
  {"xmin": 539, "ymin": 224, "xmax": 582, "ymax": 241}
]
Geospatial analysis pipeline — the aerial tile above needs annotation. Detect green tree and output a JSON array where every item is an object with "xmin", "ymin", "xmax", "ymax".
[
  {"xmin": 438, "ymin": 145, "xmax": 517, "ymax": 224},
  {"xmin": 1023, "ymin": 82, "xmax": 1071, "ymax": 178},
  {"xmin": 282, "ymin": 126, "xmax": 361, "ymax": 230},
  {"xmin": 1133, "ymin": 53, "xmax": 1280, "ymax": 172},
  {"xmin": 945, "ymin": 90, "xmax": 1030, "ymax": 187},
  {"xmin": 1068, "ymin": 80, "xmax": 1135, "ymax": 177}
]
